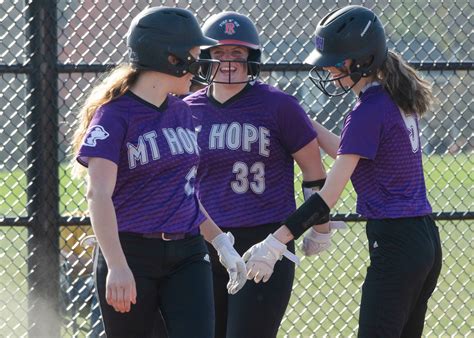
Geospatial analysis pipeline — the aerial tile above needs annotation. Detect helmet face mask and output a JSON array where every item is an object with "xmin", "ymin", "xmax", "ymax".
[
  {"xmin": 309, "ymin": 66, "xmax": 355, "ymax": 97},
  {"xmin": 304, "ymin": 5, "xmax": 387, "ymax": 97},
  {"xmin": 199, "ymin": 12, "xmax": 262, "ymax": 84},
  {"xmin": 309, "ymin": 59, "xmax": 368, "ymax": 97},
  {"xmin": 189, "ymin": 58, "xmax": 221, "ymax": 85},
  {"xmin": 202, "ymin": 58, "xmax": 261, "ymax": 85}
]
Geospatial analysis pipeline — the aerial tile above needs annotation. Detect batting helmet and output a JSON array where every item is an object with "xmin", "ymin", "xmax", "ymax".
[
  {"xmin": 200, "ymin": 12, "xmax": 261, "ymax": 83},
  {"xmin": 305, "ymin": 5, "xmax": 387, "ymax": 96},
  {"xmin": 127, "ymin": 7, "xmax": 218, "ymax": 78}
]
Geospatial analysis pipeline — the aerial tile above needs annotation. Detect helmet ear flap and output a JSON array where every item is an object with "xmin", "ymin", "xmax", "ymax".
[
  {"xmin": 349, "ymin": 72, "xmax": 362, "ymax": 84},
  {"xmin": 199, "ymin": 49, "xmax": 212, "ymax": 78},
  {"xmin": 247, "ymin": 49, "xmax": 261, "ymax": 77},
  {"xmin": 350, "ymin": 55, "xmax": 375, "ymax": 78},
  {"xmin": 248, "ymin": 62, "xmax": 260, "ymax": 77}
]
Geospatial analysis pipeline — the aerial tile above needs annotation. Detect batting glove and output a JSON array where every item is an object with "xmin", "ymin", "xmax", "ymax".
[
  {"xmin": 212, "ymin": 232, "xmax": 247, "ymax": 295},
  {"xmin": 301, "ymin": 221, "xmax": 347, "ymax": 256},
  {"xmin": 243, "ymin": 234, "xmax": 287, "ymax": 283}
]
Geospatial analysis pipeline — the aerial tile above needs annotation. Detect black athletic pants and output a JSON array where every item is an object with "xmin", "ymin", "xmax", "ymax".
[
  {"xmin": 358, "ymin": 215, "xmax": 442, "ymax": 338},
  {"xmin": 95, "ymin": 233, "xmax": 214, "ymax": 338},
  {"xmin": 207, "ymin": 223, "xmax": 295, "ymax": 338}
]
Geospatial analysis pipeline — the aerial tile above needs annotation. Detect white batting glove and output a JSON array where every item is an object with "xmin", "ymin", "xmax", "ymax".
[
  {"xmin": 212, "ymin": 232, "xmax": 247, "ymax": 295},
  {"xmin": 80, "ymin": 235, "xmax": 97, "ymax": 248},
  {"xmin": 242, "ymin": 234, "xmax": 287, "ymax": 283},
  {"xmin": 301, "ymin": 221, "xmax": 347, "ymax": 256}
]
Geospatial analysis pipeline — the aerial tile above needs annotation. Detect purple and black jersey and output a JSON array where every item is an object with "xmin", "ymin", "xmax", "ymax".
[
  {"xmin": 77, "ymin": 92, "xmax": 206, "ymax": 234},
  {"xmin": 184, "ymin": 81, "xmax": 317, "ymax": 228},
  {"xmin": 338, "ymin": 84, "xmax": 432, "ymax": 219}
]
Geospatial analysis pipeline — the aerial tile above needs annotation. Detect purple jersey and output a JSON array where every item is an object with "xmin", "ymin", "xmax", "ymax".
[
  {"xmin": 184, "ymin": 82, "xmax": 317, "ymax": 228},
  {"xmin": 337, "ymin": 84, "xmax": 432, "ymax": 219},
  {"xmin": 77, "ymin": 92, "xmax": 205, "ymax": 234}
]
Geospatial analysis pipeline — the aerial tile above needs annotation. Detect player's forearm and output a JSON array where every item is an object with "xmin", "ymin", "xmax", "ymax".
[
  {"xmin": 198, "ymin": 202, "xmax": 223, "ymax": 242},
  {"xmin": 87, "ymin": 192, "xmax": 127, "ymax": 268},
  {"xmin": 274, "ymin": 155, "xmax": 359, "ymax": 243},
  {"xmin": 311, "ymin": 120, "xmax": 340, "ymax": 159},
  {"xmin": 299, "ymin": 168, "xmax": 330, "ymax": 234},
  {"xmin": 319, "ymin": 154, "xmax": 359, "ymax": 208},
  {"xmin": 273, "ymin": 225, "xmax": 294, "ymax": 244},
  {"xmin": 199, "ymin": 218, "xmax": 224, "ymax": 243},
  {"xmin": 293, "ymin": 139, "xmax": 326, "ymax": 181}
]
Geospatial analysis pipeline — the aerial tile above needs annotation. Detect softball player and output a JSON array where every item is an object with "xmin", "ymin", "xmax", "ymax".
[
  {"xmin": 243, "ymin": 6, "xmax": 442, "ymax": 337},
  {"xmin": 184, "ymin": 12, "xmax": 342, "ymax": 338},
  {"xmin": 72, "ymin": 7, "xmax": 247, "ymax": 338}
]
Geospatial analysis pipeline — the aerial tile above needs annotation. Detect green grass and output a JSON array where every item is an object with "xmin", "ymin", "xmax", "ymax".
[{"xmin": 0, "ymin": 154, "xmax": 472, "ymax": 336}]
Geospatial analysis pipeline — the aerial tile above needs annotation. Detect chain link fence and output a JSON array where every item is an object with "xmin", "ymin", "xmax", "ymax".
[{"xmin": 0, "ymin": 1, "xmax": 472, "ymax": 337}]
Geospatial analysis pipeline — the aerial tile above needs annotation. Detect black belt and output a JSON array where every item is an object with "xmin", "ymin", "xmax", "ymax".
[{"xmin": 120, "ymin": 231, "xmax": 197, "ymax": 241}]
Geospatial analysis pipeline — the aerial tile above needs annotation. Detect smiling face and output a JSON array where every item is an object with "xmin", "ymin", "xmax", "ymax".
[{"xmin": 209, "ymin": 45, "xmax": 250, "ymax": 84}]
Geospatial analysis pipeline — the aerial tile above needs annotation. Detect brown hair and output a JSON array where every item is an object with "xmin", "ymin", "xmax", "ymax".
[
  {"xmin": 377, "ymin": 50, "xmax": 434, "ymax": 116},
  {"xmin": 71, "ymin": 64, "xmax": 140, "ymax": 176}
]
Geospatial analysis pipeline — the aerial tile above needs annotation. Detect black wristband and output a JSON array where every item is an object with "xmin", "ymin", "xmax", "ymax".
[
  {"xmin": 302, "ymin": 178, "xmax": 326, "ymax": 190},
  {"xmin": 284, "ymin": 193, "xmax": 330, "ymax": 240},
  {"xmin": 302, "ymin": 178, "xmax": 326, "ymax": 201}
]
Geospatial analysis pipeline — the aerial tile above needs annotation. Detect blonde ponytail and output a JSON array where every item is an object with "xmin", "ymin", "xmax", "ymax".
[{"xmin": 71, "ymin": 65, "xmax": 140, "ymax": 176}]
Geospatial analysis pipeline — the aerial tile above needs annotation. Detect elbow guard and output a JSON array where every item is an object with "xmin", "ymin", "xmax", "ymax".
[
  {"xmin": 302, "ymin": 178, "xmax": 326, "ymax": 201},
  {"xmin": 284, "ymin": 193, "xmax": 330, "ymax": 240}
]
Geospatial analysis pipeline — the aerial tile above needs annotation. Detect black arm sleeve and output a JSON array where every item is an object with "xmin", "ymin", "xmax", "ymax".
[{"xmin": 284, "ymin": 193, "xmax": 330, "ymax": 239}]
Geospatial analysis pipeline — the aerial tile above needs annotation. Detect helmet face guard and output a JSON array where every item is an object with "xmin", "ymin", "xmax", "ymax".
[
  {"xmin": 198, "ymin": 59, "xmax": 261, "ymax": 84},
  {"xmin": 308, "ymin": 61, "xmax": 365, "ymax": 97},
  {"xmin": 170, "ymin": 53, "xmax": 221, "ymax": 85},
  {"xmin": 309, "ymin": 68, "xmax": 355, "ymax": 97},
  {"xmin": 189, "ymin": 58, "xmax": 221, "ymax": 84}
]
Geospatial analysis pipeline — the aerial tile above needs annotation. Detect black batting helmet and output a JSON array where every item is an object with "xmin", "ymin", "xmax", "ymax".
[
  {"xmin": 200, "ymin": 12, "xmax": 261, "ymax": 83},
  {"xmin": 127, "ymin": 7, "xmax": 218, "ymax": 78},
  {"xmin": 305, "ymin": 5, "xmax": 387, "ymax": 96}
]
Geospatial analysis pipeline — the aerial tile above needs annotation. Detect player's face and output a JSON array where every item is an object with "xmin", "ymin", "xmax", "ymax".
[
  {"xmin": 323, "ymin": 59, "xmax": 353, "ymax": 88},
  {"xmin": 209, "ymin": 45, "xmax": 249, "ymax": 84}
]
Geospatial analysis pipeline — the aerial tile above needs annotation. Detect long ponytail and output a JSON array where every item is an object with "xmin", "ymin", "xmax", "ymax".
[
  {"xmin": 377, "ymin": 51, "xmax": 434, "ymax": 116},
  {"xmin": 71, "ymin": 64, "xmax": 140, "ymax": 176}
]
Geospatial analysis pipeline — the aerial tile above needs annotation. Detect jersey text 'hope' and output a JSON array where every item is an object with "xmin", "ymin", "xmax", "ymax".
[{"xmin": 208, "ymin": 122, "xmax": 270, "ymax": 157}]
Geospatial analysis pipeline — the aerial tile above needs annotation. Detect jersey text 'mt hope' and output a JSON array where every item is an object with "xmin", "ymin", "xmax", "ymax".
[{"xmin": 127, "ymin": 122, "xmax": 270, "ymax": 168}]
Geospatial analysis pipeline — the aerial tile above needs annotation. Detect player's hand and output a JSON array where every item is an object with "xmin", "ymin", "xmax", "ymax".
[
  {"xmin": 106, "ymin": 265, "xmax": 137, "ymax": 313},
  {"xmin": 243, "ymin": 234, "xmax": 286, "ymax": 283},
  {"xmin": 301, "ymin": 221, "xmax": 347, "ymax": 256},
  {"xmin": 212, "ymin": 232, "xmax": 247, "ymax": 294}
]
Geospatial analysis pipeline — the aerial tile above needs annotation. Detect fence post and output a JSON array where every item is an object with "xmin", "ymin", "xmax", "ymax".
[{"xmin": 25, "ymin": 1, "xmax": 61, "ymax": 337}]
